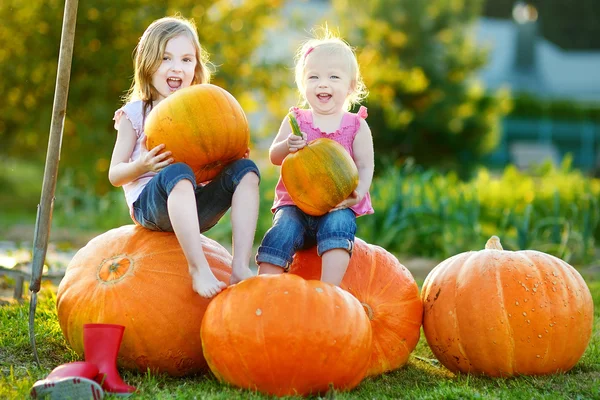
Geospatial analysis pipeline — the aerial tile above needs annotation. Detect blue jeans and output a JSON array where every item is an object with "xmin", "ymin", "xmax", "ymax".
[
  {"xmin": 256, "ymin": 205, "xmax": 356, "ymax": 271},
  {"xmin": 133, "ymin": 160, "xmax": 260, "ymax": 233}
]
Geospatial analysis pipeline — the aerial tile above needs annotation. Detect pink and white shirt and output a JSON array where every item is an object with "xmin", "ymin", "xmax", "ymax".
[
  {"xmin": 272, "ymin": 106, "xmax": 374, "ymax": 217},
  {"xmin": 113, "ymin": 101, "xmax": 156, "ymax": 216}
]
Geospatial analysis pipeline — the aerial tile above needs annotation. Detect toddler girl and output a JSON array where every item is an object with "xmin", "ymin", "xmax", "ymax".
[{"xmin": 256, "ymin": 28, "xmax": 374, "ymax": 285}]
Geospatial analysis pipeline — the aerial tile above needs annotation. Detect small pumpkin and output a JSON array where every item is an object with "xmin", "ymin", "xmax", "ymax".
[
  {"xmin": 201, "ymin": 274, "xmax": 372, "ymax": 396},
  {"xmin": 145, "ymin": 84, "xmax": 249, "ymax": 184},
  {"xmin": 421, "ymin": 236, "xmax": 594, "ymax": 376},
  {"xmin": 56, "ymin": 225, "xmax": 232, "ymax": 376},
  {"xmin": 281, "ymin": 112, "xmax": 359, "ymax": 216},
  {"xmin": 289, "ymin": 238, "xmax": 423, "ymax": 377}
]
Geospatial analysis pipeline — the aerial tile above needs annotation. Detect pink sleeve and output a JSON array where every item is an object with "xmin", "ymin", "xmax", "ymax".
[
  {"xmin": 288, "ymin": 106, "xmax": 301, "ymax": 120},
  {"xmin": 357, "ymin": 106, "xmax": 368, "ymax": 119}
]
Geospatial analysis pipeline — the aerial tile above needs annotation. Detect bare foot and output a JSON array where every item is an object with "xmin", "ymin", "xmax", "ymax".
[
  {"xmin": 189, "ymin": 265, "xmax": 227, "ymax": 298},
  {"xmin": 230, "ymin": 265, "xmax": 255, "ymax": 285}
]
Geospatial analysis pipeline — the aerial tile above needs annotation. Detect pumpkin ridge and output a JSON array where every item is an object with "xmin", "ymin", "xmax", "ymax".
[
  {"xmin": 224, "ymin": 288, "xmax": 261, "ymax": 388},
  {"xmin": 541, "ymin": 254, "xmax": 563, "ymax": 370},
  {"xmin": 179, "ymin": 102, "xmax": 197, "ymax": 164},
  {"xmin": 68, "ymin": 285, "xmax": 95, "ymax": 345},
  {"xmin": 549, "ymin": 253, "xmax": 590, "ymax": 369},
  {"xmin": 494, "ymin": 254, "xmax": 516, "ymax": 375},
  {"xmin": 517, "ymin": 251, "xmax": 551, "ymax": 371},
  {"xmin": 454, "ymin": 253, "xmax": 474, "ymax": 369}
]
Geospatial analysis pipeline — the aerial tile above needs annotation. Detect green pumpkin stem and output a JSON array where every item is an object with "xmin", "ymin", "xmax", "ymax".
[{"xmin": 288, "ymin": 112, "xmax": 303, "ymax": 137}]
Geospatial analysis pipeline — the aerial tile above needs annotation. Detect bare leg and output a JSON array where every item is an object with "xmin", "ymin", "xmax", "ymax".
[
  {"xmin": 257, "ymin": 262, "xmax": 285, "ymax": 275},
  {"xmin": 230, "ymin": 172, "xmax": 260, "ymax": 284},
  {"xmin": 168, "ymin": 179, "xmax": 227, "ymax": 298},
  {"xmin": 321, "ymin": 249, "xmax": 350, "ymax": 286}
]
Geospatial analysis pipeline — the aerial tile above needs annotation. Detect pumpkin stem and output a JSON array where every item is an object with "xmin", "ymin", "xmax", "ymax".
[
  {"xmin": 361, "ymin": 302, "xmax": 374, "ymax": 320},
  {"xmin": 288, "ymin": 112, "xmax": 303, "ymax": 137},
  {"xmin": 485, "ymin": 236, "xmax": 503, "ymax": 250}
]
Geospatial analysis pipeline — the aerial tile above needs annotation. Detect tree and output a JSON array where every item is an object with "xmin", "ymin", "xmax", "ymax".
[
  {"xmin": 332, "ymin": 0, "xmax": 511, "ymax": 177},
  {"xmin": 0, "ymin": 0, "xmax": 287, "ymax": 192}
]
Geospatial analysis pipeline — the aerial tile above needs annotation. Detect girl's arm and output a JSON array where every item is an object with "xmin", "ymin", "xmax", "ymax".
[
  {"xmin": 351, "ymin": 118, "xmax": 375, "ymax": 201},
  {"xmin": 108, "ymin": 116, "xmax": 172, "ymax": 187},
  {"xmin": 332, "ymin": 118, "xmax": 374, "ymax": 210},
  {"xmin": 269, "ymin": 114, "xmax": 306, "ymax": 166}
]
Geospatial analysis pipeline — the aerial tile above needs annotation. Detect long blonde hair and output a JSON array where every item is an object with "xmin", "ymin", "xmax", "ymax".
[
  {"xmin": 124, "ymin": 15, "xmax": 213, "ymax": 116},
  {"xmin": 294, "ymin": 26, "xmax": 367, "ymax": 111}
]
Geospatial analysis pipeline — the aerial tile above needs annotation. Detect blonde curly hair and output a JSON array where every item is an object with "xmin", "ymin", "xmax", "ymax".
[{"xmin": 294, "ymin": 26, "xmax": 367, "ymax": 111}]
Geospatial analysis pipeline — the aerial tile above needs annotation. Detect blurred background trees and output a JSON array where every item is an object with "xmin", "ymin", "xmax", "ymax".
[
  {"xmin": 1, "ymin": 0, "xmax": 599, "ymax": 261},
  {"xmin": 332, "ymin": 0, "xmax": 511, "ymax": 178},
  {"xmin": 1, "ymin": 0, "xmax": 514, "ymax": 188},
  {"xmin": 0, "ymin": 0, "xmax": 288, "ymax": 195}
]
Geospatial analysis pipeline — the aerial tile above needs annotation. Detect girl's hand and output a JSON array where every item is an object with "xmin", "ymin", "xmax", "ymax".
[
  {"xmin": 331, "ymin": 190, "xmax": 361, "ymax": 212},
  {"xmin": 141, "ymin": 143, "xmax": 174, "ymax": 172},
  {"xmin": 287, "ymin": 132, "xmax": 307, "ymax": 153}
]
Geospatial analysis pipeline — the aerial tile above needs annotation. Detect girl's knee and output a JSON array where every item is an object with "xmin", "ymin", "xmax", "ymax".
[
  {"xmin": 240, "ymin": 170, "xmax": 260, "ymax": 185},
  {"xmin": 233, "ymin": 159, "xmax": 260, "ymax": 181},
  {"xmin": 320, "ymin": 209, "xmax": 357, "ymax": 233},
  {"xmin": 164, "ymin": 162, "xmax": 194, "ymax": 176}
]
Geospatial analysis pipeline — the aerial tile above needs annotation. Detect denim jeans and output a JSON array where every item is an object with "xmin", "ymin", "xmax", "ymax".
[
  {"xmin": 256, "ymin": 205, "xmax": 356, "ymax": 270},
  {"xmin": 133, "ymin": 159, "xmax": 260, "ymax": 233}
]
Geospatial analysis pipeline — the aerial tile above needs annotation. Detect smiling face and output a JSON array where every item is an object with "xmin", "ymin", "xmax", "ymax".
[
  {"xmin": 302, "ymin": 48, "xmax": 355, "ymax": 116},
  {"xmin": 151, "ymin": 34, "xmax": 198, "ymax": 102}
]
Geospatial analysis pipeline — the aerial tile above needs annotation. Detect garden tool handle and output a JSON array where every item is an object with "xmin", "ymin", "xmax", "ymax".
[{"xmin": 29, "ymin": 0, "xmax": 79, "ymax": 365}]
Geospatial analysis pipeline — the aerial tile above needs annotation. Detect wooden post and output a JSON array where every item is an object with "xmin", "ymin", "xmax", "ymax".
[{"xmin": 29, "ymin": 0, "xmax": 79, "ymax": 365}]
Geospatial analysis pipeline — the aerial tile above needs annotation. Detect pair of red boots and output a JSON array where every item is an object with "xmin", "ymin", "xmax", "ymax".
[{"xmin": 30, "ymin": 323, "xmax": 137, "ymax": 399}]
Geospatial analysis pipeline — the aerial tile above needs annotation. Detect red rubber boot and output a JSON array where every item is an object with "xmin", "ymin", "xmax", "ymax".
[
  {"xmin": 83, "ymin": 323, "xmax": 137, "ymax": 397},
  {"xmin": 30, "ymin": 361, "xmax": 104, "ymax": 399}
]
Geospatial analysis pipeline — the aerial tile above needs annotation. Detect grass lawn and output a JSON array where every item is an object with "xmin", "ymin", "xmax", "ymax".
[{"xmin": 0, "ymin": 279, "xmax": 598, "ymax": 400}]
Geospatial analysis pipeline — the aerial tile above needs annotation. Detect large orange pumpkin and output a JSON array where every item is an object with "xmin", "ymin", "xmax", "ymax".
[
  {"xmin": 145, "ymin": 84, "xmax": 249, "ymax": 184},
  {"xmin": 288, "ymin": 238, "xmax": 423, "ymax": 377},
  {"xmin": 421, "ymin": 236, "xmax": 594, "ymax": 376},
  {"xmin": 56, "ymin": 225, "xmax": 232, "ymax": 376},
  {"xmin": 201, "ymin": 274, "xmax": 372, "ymax": 396}
]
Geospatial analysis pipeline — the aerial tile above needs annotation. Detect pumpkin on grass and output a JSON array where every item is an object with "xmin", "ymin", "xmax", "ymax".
[
  {"xmin": 281, "ymin": 112, "xmax": 358, "ymax": 216},
  {"xmin": 145, "ymin": 83, "xmax": 249, "ymax": 184},
  {"xmin": 201, "ymin": 274, "xmax": 372, "ymax": 396},
  {"xmin": 421, "ymin": 236, "xmax": 594, "ymax": 377},
  {"xmin": 288, "ymin": 238, "xmax": 423, "ymax": 377},
  {"xmin": 56, "ymin": 225, "xmax": 232, "ymax": 376}
]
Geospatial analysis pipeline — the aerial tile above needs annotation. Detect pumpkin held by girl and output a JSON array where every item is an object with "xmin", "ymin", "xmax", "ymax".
[
  {"xmin": 421, "ymin": 236, "xmax": 594, "ymax": 377},
  {"xmin": 281, "ymin": 112, "xmax": 359, "ymax": 216},
  {"xmin": 145, "ymin": 84, "xmax": 250, "ymax": 184}
]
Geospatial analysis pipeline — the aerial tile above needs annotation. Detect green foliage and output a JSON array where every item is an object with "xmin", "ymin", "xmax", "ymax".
[
  {"xmin": 0, "ymin": 0, "xmax": 288, "ymax": 194},
  {"xmin": 3, "ymin": 155, "xmax": 599, "ymax": 266},
  {"xmin": 509, "ymin": 93, "xmax": 600, "ymax": 122},
  {"xmin": 331, "ymin": 0, "xmax": 512, "ymax": 178},
  {"xmin": 360, "ymin": 159, "xmax": 600, "ymax": 264}
]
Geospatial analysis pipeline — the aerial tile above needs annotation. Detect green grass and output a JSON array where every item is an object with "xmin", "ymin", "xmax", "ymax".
[{"xmin": 1, "ymin": 281, "xmax": 599, "ymax": 400}]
